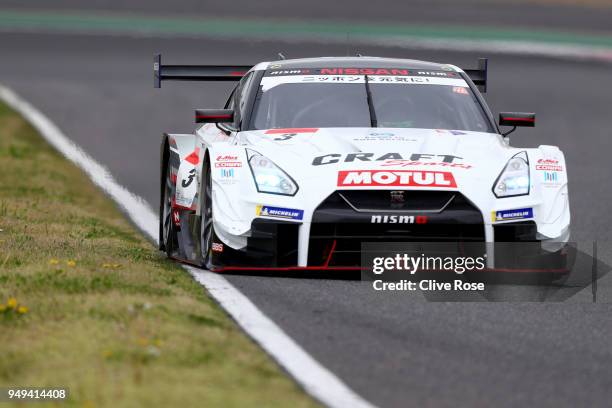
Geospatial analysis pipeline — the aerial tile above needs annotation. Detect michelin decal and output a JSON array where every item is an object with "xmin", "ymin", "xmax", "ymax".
[
  {"xmin": 492, "ymin": 207, "xmax": 534, "ymax": 222},
  {"xmin": 256, "ymin": 205, "xmax": 304, "ymax": 221}
]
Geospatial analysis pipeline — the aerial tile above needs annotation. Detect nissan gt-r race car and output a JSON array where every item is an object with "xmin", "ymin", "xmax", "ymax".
[{"xmin": 154, "ymin": 55, "xmax": 570, "ymax": 272}]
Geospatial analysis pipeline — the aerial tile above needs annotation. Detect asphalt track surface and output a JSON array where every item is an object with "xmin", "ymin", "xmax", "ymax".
[
  {"xmin": 4, "ymin": 0, "xmax": 612, "ymax": 32},
  {"xmin": 2, "ymin": 5, "xmax": 612, "ymax": 407}
]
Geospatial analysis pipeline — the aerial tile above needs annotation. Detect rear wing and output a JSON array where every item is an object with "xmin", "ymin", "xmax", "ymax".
[
  {"xmin": 154, "ymin": 54, "xmax": 488, "ymax": 92},
  {"xmin": 153, "ymin": 54, "xmax": 251, "ymax": 88},
  {"xmin": 464, "ymin": 58, "xmax": 488, "ymax": 93}
]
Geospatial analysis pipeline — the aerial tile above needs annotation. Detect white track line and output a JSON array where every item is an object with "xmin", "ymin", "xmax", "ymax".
[
  {"xmin": 0, "ymin": 84, "xmax": 376, "ymax": 408},
  {"xmin": 0, "ymin": 86, "xmax": 157, "ymax": 240}
]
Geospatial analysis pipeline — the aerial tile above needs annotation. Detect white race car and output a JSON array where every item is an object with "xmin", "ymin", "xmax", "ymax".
[{"xmin": 154, "ymin": 55, "xmax": 570, "ymax": 272}]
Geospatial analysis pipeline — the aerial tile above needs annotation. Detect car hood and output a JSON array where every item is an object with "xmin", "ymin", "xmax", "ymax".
[{"xmin": 239, "ymin": 127, "xmax": 515, "ymax": 181}]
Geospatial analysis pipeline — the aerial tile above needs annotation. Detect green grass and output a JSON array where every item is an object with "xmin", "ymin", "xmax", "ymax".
[{"xmin": 0, "ymin": 101, "xmax": 318, "ymax": 408}]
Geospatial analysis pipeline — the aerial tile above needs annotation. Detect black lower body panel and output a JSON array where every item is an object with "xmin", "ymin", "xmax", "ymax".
[{"xmin": 308, "ymin": 191, "xmax": 486, "ymax": 267}]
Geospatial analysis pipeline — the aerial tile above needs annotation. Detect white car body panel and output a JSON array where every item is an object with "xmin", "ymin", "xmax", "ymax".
[{"xmin": 169, "ymin": 124, "xmax": 571, "ymax": 266}]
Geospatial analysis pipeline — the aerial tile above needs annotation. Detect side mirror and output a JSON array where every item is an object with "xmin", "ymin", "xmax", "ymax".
[
  {"xmin": 498, "ymin": 112, "xmax": 535, "ymax": 137},
  {"xmin": 499, "ymin": 112, "xmax": 535, "ymax": 127},
  {"xmin": 195, "ymin": 109, "xmax": 234, "ymax": 124}
]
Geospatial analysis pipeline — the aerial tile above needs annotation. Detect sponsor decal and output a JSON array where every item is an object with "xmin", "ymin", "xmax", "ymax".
[
  {"xmin": 321, "ymin": 68, "xmax": 410, "ymax": 75},
  {"xmin": 266, "ymin": 68, "xmax": 459, "ymax": 77},
  {"xmin": 220, "ymin": 168, "xmax": 235, "ymax": 178},
  {"xmin": 174, "ymin": 192, "xmax": 192, "ymax": 209},
  {"xmin": 215, "ymin": 162, "xmax": 242, "ymax": 168},
  {"xmin": 172, "ymin": 209, "xmax": 180, "ymax": 226},
  {"xmin": 491, "ymin": 207, "xmax": 534, "ymax": 222},
  {"xmin": 381, "ymin": 160, "xmax": 472, "ymax": 169},
  {"xmin": 416, "ymin": 71, "xmax": 456, "ymax": 77},
  {"xmin": 352, "ymin": 134, "xmax": 416, "ymax": 142},
  {"xmin": 543, "ymin": 171, "xmax": 559, "ymax": 183},
  {"xmin": 256, "ymin": 205, "xmax": 304, "ymax": 221},
  {"xmin": 181, "ymin": 168, "xmax": 196, "ymax": 188},
  {"xmin": 338, "ymin": 170, "xmax": 457, "ymax": 188},
  {"xmin": 536, "ymin": 165, "xmax": 563, "ymax": 171},
  {"xmin": 217, "ymin": 155, "xmax": 238, "ymax": 161},
  {"xmin": 268, "ymin": 69, "xmax": 311, "ymax": 75},
  {"xmin": 313, "ymin": 152, "xmax": 462, "ymax": 166},
  {"xmin": 371, "ymin": 215, "xmax": 428, "ymax": 224},
  {"xmin": 260, "ymin": 75, "xmax": 468, "ymax": 91},
  {"xmin": 212, "ymin": 242, "xmax": 224, "ymax": 253},
  {"xmin": 536, "ymin": 158, "xmax": 563, "ymax": 172}
]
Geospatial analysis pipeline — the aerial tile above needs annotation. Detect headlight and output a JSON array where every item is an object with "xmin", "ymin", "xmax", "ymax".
[
  {"xmin": 493, "ymin": 152, "xmax": 530, "ymax": 198},
  {"xmin": 247, "ymin": 149, "xmax": 298, "ymax": 196}
]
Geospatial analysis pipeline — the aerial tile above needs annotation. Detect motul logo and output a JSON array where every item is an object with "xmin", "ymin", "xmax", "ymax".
[{"xmin": 337, "ymin": 170, "xmax": 456, "ymax": 188}]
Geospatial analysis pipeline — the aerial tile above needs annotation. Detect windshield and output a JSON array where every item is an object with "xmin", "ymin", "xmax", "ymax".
[{"xmin": 250, "ymin": 70, "xmax": 494, "ymax": 132}]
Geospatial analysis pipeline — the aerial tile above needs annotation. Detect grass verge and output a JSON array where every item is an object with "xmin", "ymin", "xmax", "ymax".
[{"xmin": 0, "ymin": 101, "xmax": 318, "ymax": 408}]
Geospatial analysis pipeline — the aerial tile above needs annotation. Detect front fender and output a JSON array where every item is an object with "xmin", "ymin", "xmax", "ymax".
[
  {"xmin": 164, "ymin": 133, "xmax": 199, "ymax": 210},
  {"xmin": 531, "ymin": 145, "xmax": 570, "ymax": 239},
  {"xmin": 206, "ymin": 146, "xmax": 253, "ymax": 248}
]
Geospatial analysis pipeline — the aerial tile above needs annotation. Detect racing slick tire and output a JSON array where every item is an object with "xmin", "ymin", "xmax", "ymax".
[
  {"xmin": 160, "ymin": 152, "xmax": 177, "ymax": 258},
  {"xmin": 199, "ymin": 156, "xmax": 216, "ymax": 269}
]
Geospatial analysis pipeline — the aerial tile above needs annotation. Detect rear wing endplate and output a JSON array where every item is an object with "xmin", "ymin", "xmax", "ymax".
[
  {"xmin": 464, "ymin": 58, "xmax": 488, "ymax": 93},
  {"xmin": 154, "ymin": 54, "xmax": 251, "ymax": 88}
]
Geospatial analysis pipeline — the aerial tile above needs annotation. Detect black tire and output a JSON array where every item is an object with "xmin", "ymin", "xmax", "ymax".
[
  {"xmin": 200, "ymin": 158, "xmax": 215, "ymax": 268},
  {"xmin": 161, "ymin": 157, "xmax": 176, "ymax": 258}
]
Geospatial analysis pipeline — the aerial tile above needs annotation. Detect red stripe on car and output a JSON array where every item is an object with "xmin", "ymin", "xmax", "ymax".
[
  {"xmin": 265, "ymin": 128, "xmax": 319, "ymax": 134},
  {"xmin": 505, "ymin": 117, "xmax": 534, "ymax": 122},
  {"xmin": 196, "ymin": 115, "xmax": 232, "ymax": 120}
]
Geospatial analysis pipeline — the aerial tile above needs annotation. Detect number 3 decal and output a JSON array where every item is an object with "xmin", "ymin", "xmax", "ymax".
[
  {"xmin": 181, "ymin": 168, "xmax": 196, "ymax": 187},
  {"xmin": 274, "ymin": 133, "xmax": 297, "ymax": 141}
]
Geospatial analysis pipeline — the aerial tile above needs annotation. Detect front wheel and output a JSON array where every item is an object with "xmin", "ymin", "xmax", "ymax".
[
  {"xmin": 161, "ymin": 157, "xmax": 176, "ymax": 257},
  {"xmin": 200, "ymin": 158, "xmax": 215, "ymax": 268}
]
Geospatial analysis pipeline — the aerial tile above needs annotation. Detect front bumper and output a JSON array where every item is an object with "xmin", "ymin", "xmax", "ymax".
[{"xmin": 211, "ymin": 190, "xmax": 570, "ymax": 272}]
